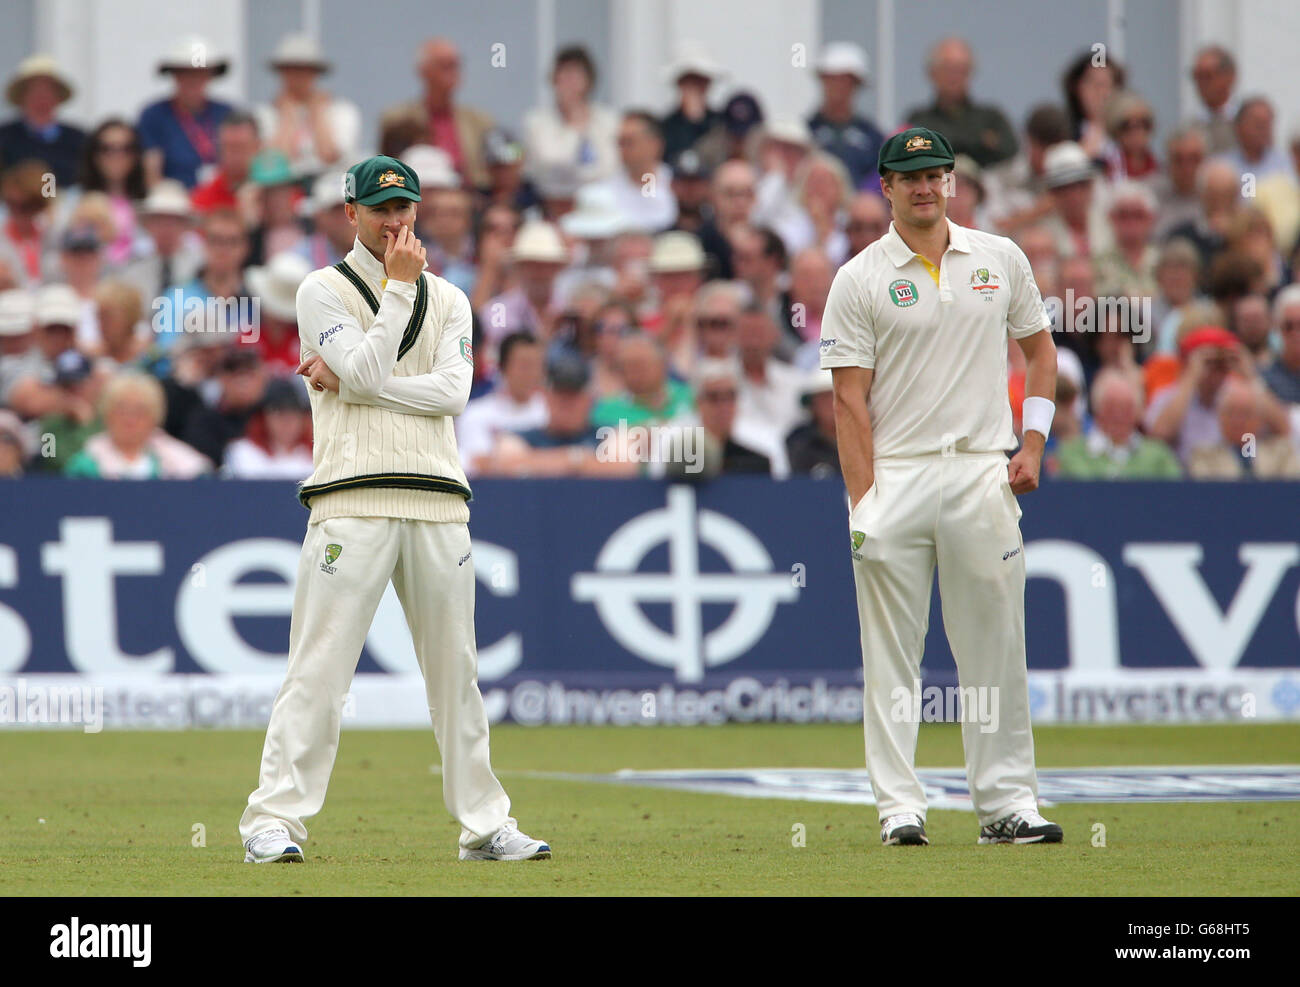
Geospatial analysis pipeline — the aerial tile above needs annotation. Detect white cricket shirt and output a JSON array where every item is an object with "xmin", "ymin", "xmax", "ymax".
[{"xmin": 819, "ymin": 218, "xmax": 1050, "ymax": 458}]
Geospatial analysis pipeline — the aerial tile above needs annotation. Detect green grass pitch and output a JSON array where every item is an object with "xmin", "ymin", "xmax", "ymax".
[{"xmin": 2, "ymin": 723, "xmax": 1297, "ymax": 896}]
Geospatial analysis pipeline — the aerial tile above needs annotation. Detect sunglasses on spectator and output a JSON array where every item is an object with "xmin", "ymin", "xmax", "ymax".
[
  {"xmin": 1119, "ymin": 118, "xmax": 1154, "ymax": 132},
  {"xmin": 697, "ymin": 316, "xmax": 734, "ymax": 330},
  {"xmin": 206, "ymin": 234, "xmax": 247, "ymax": 247},
  {"xmin": 699, "ymin": 388, "xmax": 737, "ymax": 403},
  {"xmin": 595, "ymin": 320, "xmax": 635, "ymax": 336},
  {"xmin": 96, "ymin": 142, "xmax": 137, "ymax": 155}
]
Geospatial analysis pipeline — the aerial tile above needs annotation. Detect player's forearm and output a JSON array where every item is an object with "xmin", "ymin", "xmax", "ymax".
[
  {"xmin": 833, "ymin": 395, "xmax": 875, "ymax": 507},
  {"xmin": 1148, "ymin": 378, "xmax": 1194, "ymax": 442},
  {"xmin": 339, "ymin": 367, "xmax": 470, "ymax": 417},
  {"xmin": 304, "ymin": 279, "xmax": 416, "ymax": 399}
]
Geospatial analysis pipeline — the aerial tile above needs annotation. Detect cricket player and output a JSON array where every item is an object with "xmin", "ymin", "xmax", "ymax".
[
  {"xmin": 239, "ymin": 155, "xmax": 549, "ymax": 863},
  {"xmin": 820, "ymin": 128, "xmax": 1063, "ymax": 846}
]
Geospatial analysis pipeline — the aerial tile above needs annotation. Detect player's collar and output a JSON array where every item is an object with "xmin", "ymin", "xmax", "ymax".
[
  {"xmin": 346, "ymin": 237, "xmax": 387, "ymax": 284},
  {"xmin": 880, "ymin": 218, "xmax": 971, "ymax": 268}
]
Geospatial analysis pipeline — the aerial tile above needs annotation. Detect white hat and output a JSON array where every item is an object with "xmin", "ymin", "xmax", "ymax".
[
  {"xmin": 693, "ymin": 356, "xmax": 742, "ymax": 389},
  {"xmin": 140, "ymin": 179, "xmax": 193, "ymax": 218},
  {"xmin": 0, "ymin": 289, "xmax": 35, "ymax": 336},
  {"xmin": 560, "ymin": 184, "xmax": 631, "ymax": 240},
  {"xmin": 663, "ymin": 40, "xmax": 726, "ymax": 84},
  {"xmin": 269, "ymin": 33, "xmax": 331, "ymax": 73},
  {"xmin": 400, "ymin": 144, "xmax": 460, "ymax": 190},
  {"xmin": 816, "ymin": 42, "xmax": 869, "ymax": 82},
  {"xmin": 300, "ymin": 171, "xmax": 348, "ymax": 217},
  {"xmin": 533, "ymin": 161, "xmax": 582, "ymax": 201},
  {"xmin": 1108, "ymin": 179, "xmax": 1158, "ymax": 214},
  {"xmin": 763, "ymin": 116, "xmax": 813, "ymax": 149},
  {"xmin": 247, "ymin": 252, "xmax": 312, "ymax": 322},
  {"xmin": 34, "ymin": 284, "xmax": 83, "ymax": 329},
  {"xmin": 511, "ymin": 222, "xmax": 568, "ymax": 264},
  {"xmin": 1042, "ymin": 141, "xmax": 1095, "ymax": 189},
  {"xmin": 650, "ymin": 231, "xmax": 706, "ymax": 274},
  {"xmin": 6, "ymin": 54, "xmax": 73, "ymax": 106},
  {"xmin": 157, "ymin": 35, "xmax": 231, "ymax": 77}
]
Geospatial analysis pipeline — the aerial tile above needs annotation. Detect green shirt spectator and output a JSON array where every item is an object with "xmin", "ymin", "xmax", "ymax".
[
  {"xmin": 1055, "ymin": 431, "xmax": 1182, "ymax": 479},
  {"xmin": 902, "ymin": 39, "xmax": 1018, "ymax": 168}
]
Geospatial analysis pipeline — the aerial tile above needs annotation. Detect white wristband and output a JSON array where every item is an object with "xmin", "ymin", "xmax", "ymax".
[{"xmin": 1022, "ymin": 396, "xmax": 1055, "ymax": 438}]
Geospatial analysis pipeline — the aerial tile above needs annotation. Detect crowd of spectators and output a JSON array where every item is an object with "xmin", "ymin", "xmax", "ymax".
[{"xmin": 1, "ymin": 32, "xmax": 1299, "ymax": 482}]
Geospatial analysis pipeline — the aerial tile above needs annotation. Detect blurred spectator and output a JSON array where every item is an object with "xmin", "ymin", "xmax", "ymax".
[
  {"xmin": 56, "ymin": 224, "xmax": 107, "ymax": 348},
  {"xmin": 1040, "ymin": 141, "xmax": 1105, "ymax": 259},
  {"xmin": 92, "ymin": 279, "xmax": 149, "ymax": 369},
  {"xmin": 246, "ymin": 150, "xmax": 306, "ymax": 263},
  {"xmin": 591, "ymin": 111, "xmax": 677, "ymax": 233},
  {"xmin": 1221, "ymin": 96, "xmax": 1295, "ymax": 183},
  {"xmin": 1164, "ymin": 159, "xmax": 1239, "ymax": 270},
  {"xmin": 1055, "ymin": 369, "xmax": 1182, "ymax": 479},
  {"xmin": 255, "ymin": 34, "xmax": 360, "ymax": 178},
  {"xmin": 379, "ymin": 39, "xmax": 494, "ymax": 189},
  {"xmin": 33, "ymin": 349, "xmax": 102, "ymax": 472},
  {"xmin": 74, "ymin": 119, "xmax": 148, "ymax": 266},
  {"xmin": 785, "ymin": 369, "xmax": 838, "ymax": 477},
  {"xmin": 753, "ymin": 118, "xmax": 815, "ymax": 253},
  {"xmin": 668, "ymin": 150, "xmax": 712, "ymax": 235},
  {"xmin": 946, "ymin": 154, "xmax": 988, "ymax": 231},
  {"xmin": 532, "ymin": 160, "xmax": 582, "ymax": 222},
  {"xmin": 797, "ymin": 153, "xmax": 852, "ymax": 263},
  {"xmin": 157, "ymin": 332, "xmax": 226, "ymax": 438},
  {"xmin": 180, "ymin": 347, "xmax": 267, "ymax": 466},
  {"xmin": 457, "ymin": 331, "xmax": 547, "ymax": 474},
  {"xmin": 482, "ymin": 128, "xmax": 538, "ymax": 211},
  {"xmin": 736, "ymin": 302, "xmax": 803, "ymax": 442},
  {"xmin": 1151, "ymin": 126, "xmax": 1207, "ymax": 242},
  {"xmin": 153, "ymin": 207, "xmax": 251, "ymax": 355},
  {"xmin": 1151, "ymin": 238, "xmax": 1204, "ymax": 355},
  {"xmin": 0, "ymin": 55, "xmax": 86, "ymax": 188},
  {"xmin": 1102, "ymin": 91, "xmax": 1158, "ymax": 182},
  {"xmin": 0, "ymin": 409, "xmax": 33, "ymax": 475},
  {"xmin": 690, "ymin": 357, "xmax": 779, "ymax": 476},
  {"xmin": 190, "ymin": 112, "xmax": 260, "ymax": 214},
  {"xmin": 556, "ymin": 184, "xmax": 629, "ymax": 302},
  {"xmin": 845, "ymin": 192, "xmax": 890, "ymax": 256},
  {"xmin": 524, "ymin": 45, "xmax": 619, "ymax": 190},
  {"xmin": 694, "ymin": 159, "xmax": 757, "ymax": 278},
  {"xmin": 591, "ymin": 331, "xmax": 693, "ymax": 428},
  {"xmin": 1145, "ymin": 325, "xmax": 1288, "ymax": 464},
  {"xmin": 468, "ymin": 203, "xmax": 521, "ymax": 317},
  {"xmin": 1226, "ymin": 206, "xmax": 1288, "ymax": 295},
  {"xmin": 1093, "ymin": 180, "xmax": 1159, "ymax": 299},
  {"xmin": 222, "ymin": 376, "xmax": 313, "ymax": 479},
  {"xmin": 808, "ymin": 42, "xmax": 884, "ymax": 189},
  {"xmin": 730, "ymin": 224, "xmax": 788, "ymax": 331},
  {"xmin": 123, "ymin": 179, "xmax": 201, "ymax": 302},
  {"xmin": 65, "ymin": 370, "xmax": 209, "ymax": 477},
  {"xmin": 1231, "ymin": 293, "xmax": 1274, "ymax": 370},
  {"xmin": 985, "ymin": 103, "xmax": 1071, "ymax": 235},
  {"xmin": 0, "ymin": 288, "xmax": 42, "ymax": 414},
  {"xmin": 693, "ymin": 281, "xmax": 743, "ymax": 367},
  {"xmin": 904, "ymin": 38, "xmax": 1017, "ymax": 169},
  {"xmin": 1061, "ymin": 49, "xmax": 1125, "ymax": 162},
  {"xmin": 1187, "ymin": 375, "xmax": 1300, "ymax": 478},
  {"xmin": 422, "ymin": 184, "xmax": 476, "ymax": 295},
  {"xmin": 1263, "ymin": 285, "xmax": 1300, "ymax": 402},
  {"xmin": 784, "ymin": 247, "xmax": 833, "ymax": 359},
  {"xmin": 1017, "ymin": 222, "xmax": 1063, "ymax": 299},
  {"xmin": 5, "ymin": 284, "xmax": 82, "ymax": 420},
  {"xmin": 1190, "ymin": 45, "xmax": 1239, "ymax": 154},
  {"xmin": 720, "ymin": 92, "xmax": 764, "ymax": 161},
  {"xmin": 294, "ymin": 171, "xmax": 352, "ymax": 269},
  {"xmin": 1, "ymin": 160, "xmax": 55, "ymax": 283},
  {"xmin": 247, "ymin": 251, "xmax": 311, "ymax": 375},
  {"xmin": 138, "ymin": 36, "xmax": 233, "ymax": 188},
  {"xmin": 659, "ymin": 41, "xmax": 727, "ymax": 166},
  {"xmin": 481, "ymin": 221, "xmax": 567, "ymax": 349}
]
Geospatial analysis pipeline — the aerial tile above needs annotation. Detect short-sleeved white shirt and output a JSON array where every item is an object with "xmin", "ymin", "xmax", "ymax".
[{"xmin": 819, "ymin": 218, "xmax": 1050, "ymax": 458}]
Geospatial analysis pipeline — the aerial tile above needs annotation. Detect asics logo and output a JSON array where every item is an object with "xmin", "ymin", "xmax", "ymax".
[{"xmin": 1002, "ymin": 547, "xmax": 1021, "ymax": 561}]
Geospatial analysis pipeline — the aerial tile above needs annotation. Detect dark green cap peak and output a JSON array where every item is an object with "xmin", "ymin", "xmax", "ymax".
[
  {"xmin": 345, "ymin": 155, "xmax": 421, "ymax": 207},
  {"xmin": 878, "ymin": 127, "xmax": 955, "ymax": 176}
]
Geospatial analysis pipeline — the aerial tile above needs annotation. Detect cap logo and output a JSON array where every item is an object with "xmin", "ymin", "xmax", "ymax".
[
  {"xmin": 905, "ymin": 135, "xmax": 932, "ymax": 153},
  {"xmin": 377, "ymin": 169, "xmax": 405, "ymax": 189}
]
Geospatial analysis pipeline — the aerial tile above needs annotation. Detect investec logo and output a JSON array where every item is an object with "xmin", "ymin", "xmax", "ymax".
[{"xmin": 572, "ymin": 487, "xmax": 799, "ymax": 682}]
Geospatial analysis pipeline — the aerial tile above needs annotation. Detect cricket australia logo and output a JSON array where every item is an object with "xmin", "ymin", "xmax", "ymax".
[
  {"xmin": 572, "ymin": 487, "xmax": 799, "ymax": 682},
  {"xmin": 969, "ymin": 267, "xmax": 1001, "ymax": 300},
  {"xmin": 888, "ymin": 278, "xmax": 918, "ymax": 307},
  {"xmin": 321, "ymin": 543, "xmax": 342, "ymax": 574},
  {"xmin": 851, "ymin": 530, "xmax": 865, "ymax": 561}
]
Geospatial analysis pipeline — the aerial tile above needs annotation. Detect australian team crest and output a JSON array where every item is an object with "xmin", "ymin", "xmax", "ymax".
[
  {"xmin": 377, "ymin": 169, "xmax": 405, "ymax": 189},
  {"xmin": 851, "ymin": 530, "xmax": 866, "ymax": 561},
  {"xmin": 904, "ymin": 135, "xmax": 932, "ymax": 153},
  {"xmin": 325, "ymin": 544, "xmax": 342, "ymax": 565},
  {"xmin": 969, "ymin": 267, "xmax": 1001, "ymax": 299}
]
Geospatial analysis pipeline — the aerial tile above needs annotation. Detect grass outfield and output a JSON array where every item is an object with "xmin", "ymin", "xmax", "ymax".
[{"xmin": 2, "ymin": 723, "xmax": 1297, "ymax": 896}]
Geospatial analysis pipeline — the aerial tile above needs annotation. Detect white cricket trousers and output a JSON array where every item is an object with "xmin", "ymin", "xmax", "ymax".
[
  {"xmin": 849, "ymin": 451, "xmax": 1040, "ymax": 827},
  {"xmin": 240, "ymin": 515, "xmax": 512, "ymax": 849}
]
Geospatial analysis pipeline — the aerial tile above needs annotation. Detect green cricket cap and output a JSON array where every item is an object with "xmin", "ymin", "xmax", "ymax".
[
  {"xmin": 877, "ymin": 127, "xmax": 955, "ymax": 176},
  {"xmin": 345, "ymin": 155, "xmax": 421, "ymax": 206}
]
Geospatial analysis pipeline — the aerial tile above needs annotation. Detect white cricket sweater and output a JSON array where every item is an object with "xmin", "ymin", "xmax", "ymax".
[{"xmin": 295, "ymin": 240, "xmax": 476, "ymax": 524}]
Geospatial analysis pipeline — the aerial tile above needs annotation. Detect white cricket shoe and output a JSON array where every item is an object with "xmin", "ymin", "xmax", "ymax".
[
  {"xmin": 880, "ymin": 812, "xmax": 929, "ymax": 846},
  {"xmin": 978, "ymin": 808, "xmax": 1063, "ymax": 844},
  {"xmin": 459, "ymin": 821, "xmax": 551, "ymax": 861},
  {"xmin": 243, "ymin": 826, "xmax": 305, "ymax": 863}
]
